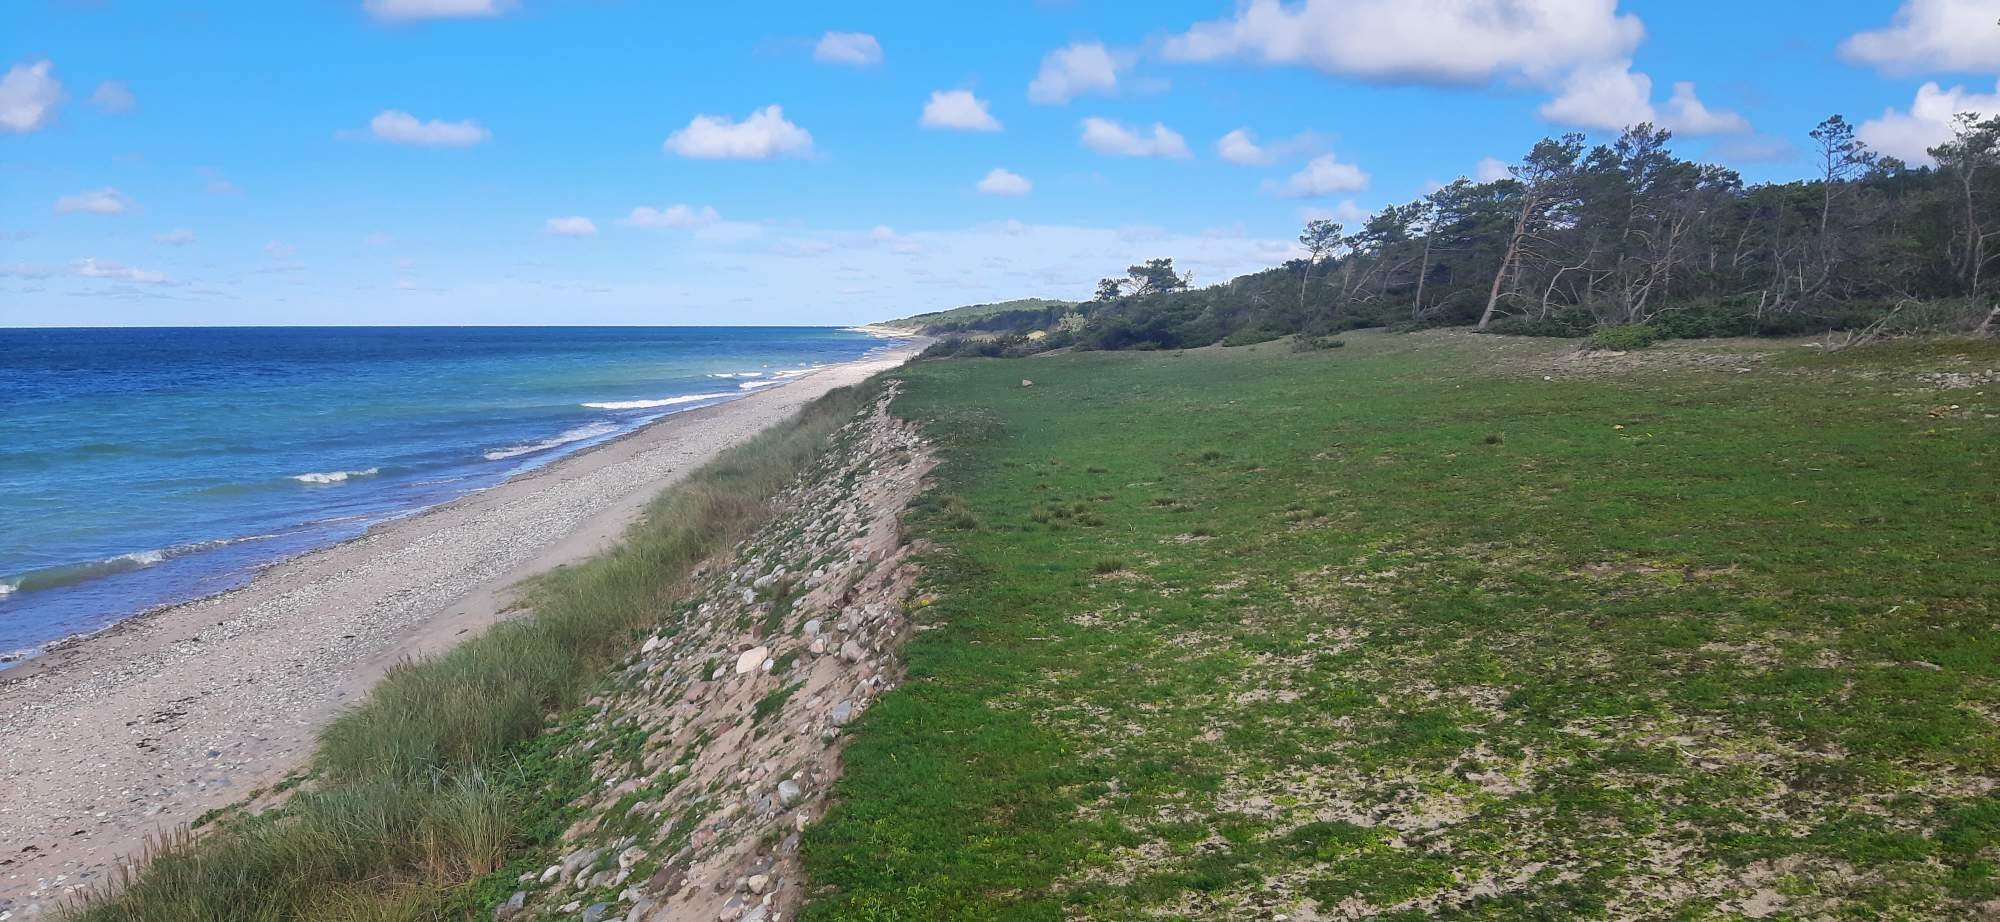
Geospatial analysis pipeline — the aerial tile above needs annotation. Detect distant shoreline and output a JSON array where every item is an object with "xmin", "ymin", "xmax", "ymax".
[{"xmin": 0, "ymin": 339, "xmax": 924, "ymax": 911}]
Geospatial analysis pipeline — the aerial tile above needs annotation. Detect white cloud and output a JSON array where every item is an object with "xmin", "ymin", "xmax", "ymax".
[
  {"xmin": 1539, "ymin": 63, "xmax": 1745, "ymax": 135},
  {"xmin": 1859, "ymin": 80, "xmax": 2000, "ymax": 163},
  {"xmin": 1217, "ymin": 129, "xmax": 1273, "ymax": 166},
  {"xmin": 89, "ymin": 80, "xmax": 135, "ymax": 114},
  {"xmin": 976, "ymin": 167, "xmax": 1032, "ymax": 196},
  {"xmin": 626, "ymin": 204, "xmax": 721, "ymax": 228},
  {"xmin": 363, "ymin": 231, "xmax": 393, "ymax": 246},
  {"xmin": 1538, "ymin": 61, "xmax": 1654, "ymax": 130},
  {"xmin": 263, "ymin": 240, "xmax": 297, "ymax": 260},
  {"xmin": 54, "ymin": 187, "xmax": 131, "ymax": 215},
  {"xmin": 1163, "ymin": 0, "xmax": 1642, "ymax": 86},
  {"xmin": 545, "ymin": 216, "xmax": 598, "ymax": 237},
  {"xmin": 157, "ymin": 228, "xmax": 196, "ymax": 245},
  {"xmin": 1080, "ymin": 118, "xmax": 1190, "ymax": 159},
  {"xmin": 921, "ymin": 90, "xmax": 1001, "ymax": 131},
  {"xmin": 1474, "ymin": 157, "xmax": 1511, "ymax": 182},
  {"xmin": 1662, "ymin": 81, "xmax": 1749, "ymax": 134},
  {"xmin": 814, "ymin": 31, "xmax": 882, "ymax": 67},
  {"xmin": 1216, "ymin": 128, "xmax": 1321, "ymax": 166},
  {"xmin": 1, "ymin": 59, "xmax": 63, "ymax": 134},
  {"xmin": 1268, "ymin": 154, "xmax": 1370, "ymax": 197},
  {"xmin": 75, "ymin": 258, "xmax": 167, "ymax": 284},
  {"xmin": 1029, "ymin": 42, "xmax": 1122, "ymax": 104},
  {"xmin": 364, "ymin": 0, "xmax": 509, "ymax": 22},
  {"xmin": 366, "ymin": 109, "xmax": 490, "ymax": 146},
  {"xmin": 664, "ymin": 105, "xmax": 813, "ymax": 159},
  {"xmin": 1842, "ymin": 0, "xmax": 2000, "ymax": 75}
]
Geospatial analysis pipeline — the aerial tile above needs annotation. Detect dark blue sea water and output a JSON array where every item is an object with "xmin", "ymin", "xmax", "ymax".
[{"xmin": 0, "ymin": 326, "xmax": 902, "ymax": 658}]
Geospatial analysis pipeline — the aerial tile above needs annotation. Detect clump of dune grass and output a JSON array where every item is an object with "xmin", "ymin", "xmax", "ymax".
[{"xmin": 66, "ymin": 382, "xmax": 878, "ymax": 921}]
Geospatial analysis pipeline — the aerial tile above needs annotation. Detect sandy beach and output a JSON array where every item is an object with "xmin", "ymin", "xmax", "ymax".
[{"xmin": 0, "ymin": 341, "xmax": 920, "ymax": 914}]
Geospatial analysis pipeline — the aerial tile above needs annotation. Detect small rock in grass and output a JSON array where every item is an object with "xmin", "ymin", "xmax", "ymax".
[
  {"xmin": 493, "ymin": 891, "xmax": 526, "ymax": 921},
  {"xmin": 777, "ymin": 779, "xmax": 803, "ymax": 806},
  {"xmin": 839, "ymin": 640, "xmax": 864, "ymax": 663},
  {"xmin": 735, "ymin": 646, "xmax": 769, "ymax": 675}
]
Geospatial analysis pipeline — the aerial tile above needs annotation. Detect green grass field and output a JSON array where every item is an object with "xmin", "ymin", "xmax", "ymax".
[{"xmin": 805, "ymin": 332, "xmax": 2000, "ymax": 919}]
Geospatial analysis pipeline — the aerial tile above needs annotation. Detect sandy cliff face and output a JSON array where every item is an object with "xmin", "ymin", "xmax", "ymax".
[{"xmin": 499, "ymin": 384, "xmax": 934, "ymax": 922}]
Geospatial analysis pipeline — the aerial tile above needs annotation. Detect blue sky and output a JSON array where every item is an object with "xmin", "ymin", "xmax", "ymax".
[{"xmin": 4, "ymin": 0, "xmax": 2000, "ymax": 326}]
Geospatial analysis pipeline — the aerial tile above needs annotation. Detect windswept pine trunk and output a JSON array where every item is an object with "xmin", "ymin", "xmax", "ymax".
[
  {"xmin": 1478, "ymin": 201, "xmax": 1535, "ymax": 331},
  {"xmin": 1412, "ymin": 231, "xmax": 1434, "ymax": 320}
]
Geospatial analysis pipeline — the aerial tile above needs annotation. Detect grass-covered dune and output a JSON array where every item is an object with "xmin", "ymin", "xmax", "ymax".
[{"xmin": 807, "ymin": 332, "xmax": 1999, "ymax": 918}]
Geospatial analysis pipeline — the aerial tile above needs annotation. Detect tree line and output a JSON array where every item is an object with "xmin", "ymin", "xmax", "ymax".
[{"xmin": 923, "ymin": 114, "xmax": 2000, "ymax": 355}]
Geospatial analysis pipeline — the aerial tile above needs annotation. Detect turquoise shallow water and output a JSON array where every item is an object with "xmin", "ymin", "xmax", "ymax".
[{"xmin": 0, "ymin": 326, "xmax": 902, "ymax": 657}]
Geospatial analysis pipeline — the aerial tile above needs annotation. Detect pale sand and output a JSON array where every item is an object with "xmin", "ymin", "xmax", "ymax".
[{"xmin": 0, "ymin": 342, "xmax": 921, "ymax": 913}]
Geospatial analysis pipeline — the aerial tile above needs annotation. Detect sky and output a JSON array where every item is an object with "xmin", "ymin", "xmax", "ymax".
[{"xmin": 5, "ymin": 0, "xmax": 2000, "ymax": 327}]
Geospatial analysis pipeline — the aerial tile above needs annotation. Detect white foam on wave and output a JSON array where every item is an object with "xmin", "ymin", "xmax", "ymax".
[
  {"xmin": 772, "ymin": 365, "xmax": 824, "ymax": 379},
  {"xmin": 580, "ymin": 392, "xmax": 734, "ymax": 411},
  {"xmin": 291, "ymin": 467, "xmax": 381, "ymax": 485},
  {"xmin": 707, "ymin": 372, "xmax": 765, "ymax": 379},
  {"xmin": 483, "ymin": 421, "xmax": 620, "ymax": 461},
  {"xmin": 738, "ymin": 380, "xmax": 783, "ymax": 391}
]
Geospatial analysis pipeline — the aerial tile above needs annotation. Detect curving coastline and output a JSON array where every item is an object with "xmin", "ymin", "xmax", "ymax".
[{"xmin": 0, "ymin": 341, "xmax": 923, "ymax": 915}]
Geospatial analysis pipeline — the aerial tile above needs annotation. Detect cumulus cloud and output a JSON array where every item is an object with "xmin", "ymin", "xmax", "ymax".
[
  {"xmin": 1859, "ymin": 80, "xmax": 2000, "ymax": 164},
  {"xmin": 1215, "ymin": 128, "xmax": 1320, "ymax": 166},
  {"xmin": 365, "ymin": 109, "xmax": 490, "ymax": 146},
  {"xmin": 1080, "ymin": 118, "xmax": 1190, "ymax": 158},
  {"xmin": 1267, "ymin": 154, "xmax": 1370, "ymax": 197},
  {"xmin": 75, "ymin": 258, "xmax": 167, "ymax": 284},
  {"xmin": 1539, "ymin": 62, "xmax": 1746, "ymax": 134},
  {"xmin": 664, "ymin": 105, "xmax": 813, "ymax": 159},
  {"xmin": 626, "ymin": 204, "xmax": 720, "ymax": 228},
  {"xmin": 157, "ymin": 228, "xmax": 196, "ymax": 245},
  {"xmin": 1842, "ymin": 0, "xmax": 2000, "ymax": 75},
  {"xmin": 1538, "ymin": 61, "xmax": 1654, "ymax": 130},
  {"xmin": 976, "ymin": 167, "xmax": 1032, "ymax": 196},
  {"xmin": 814, "ymin": 31, "xmax": 882, "ymax": 66},
  {"xmin": 1474, "ymin": 157, "xmax": 1511, "ymax": 182},
  {"xmin": 1, "ymin": 59, "xmax": 63, "ymax": 134},
  {"xmin": 1662, "ymin": 81, "xmax": 1749, "ymax": 134},
  {"xmin": 921, "ymin": 90, "xmax": 1001, "ymax": 131},
  {"xmin": 89, "ymin": 80, "xmax": 135, "ymax": 114},
  {"xmin": 364, "ymin": 0, "xmax": 509, "ymax": 22},
  {"xmin": 545, "ymin": 216, "xmax": 598, "ymax": 237},
  {"xmin": 1029, "ymin": 42, "xmax": 1122, "ymax": 104},
  {"xmin": 1217, "ymin": 129, "xmax": 1273, "ymax": 166},
  {"xmin": 1163, "ymin": 0, "xmax": 1642, "ymax": 86},
  {"xmin": 54, "ymin": 187, "xmax": 131, "ymax": 215}
]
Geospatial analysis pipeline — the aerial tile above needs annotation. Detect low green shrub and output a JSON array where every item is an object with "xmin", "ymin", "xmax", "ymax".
[{"xmin": 1586, "ymin": 324, "xmax": 1661, "ymax": 351}]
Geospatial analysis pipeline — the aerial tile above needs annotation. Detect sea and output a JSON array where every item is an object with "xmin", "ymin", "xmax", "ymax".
[{"xmin": 0, "ymin": 326, "xmax": 905, "ymax": 660}]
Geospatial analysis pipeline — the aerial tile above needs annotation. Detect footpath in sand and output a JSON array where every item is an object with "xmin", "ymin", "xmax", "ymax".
[{"xmin": 0, "ymin": 345, "xmax": 918, "ymax": 916}]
